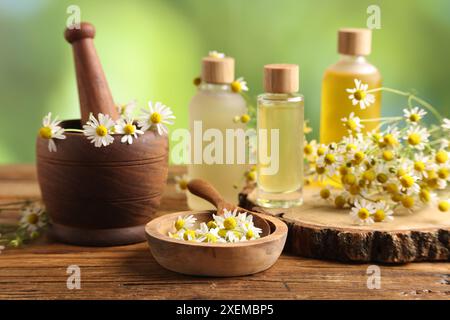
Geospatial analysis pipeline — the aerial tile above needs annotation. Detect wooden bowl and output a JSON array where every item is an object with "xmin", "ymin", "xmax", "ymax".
[
  {"xmin": 145, "ymin": 210, "xmax": 288, "ymax": 277},
  {"xmin": 36, "ymin": 119, "xmax": 169, "ymax": 246}
]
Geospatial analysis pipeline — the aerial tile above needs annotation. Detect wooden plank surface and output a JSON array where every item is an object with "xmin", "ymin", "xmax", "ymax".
[{"xmin": 0, "ymin": 164, "xmax": 449, "ymax": 300}]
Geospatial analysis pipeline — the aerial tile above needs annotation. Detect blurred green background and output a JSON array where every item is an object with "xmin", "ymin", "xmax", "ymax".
[{"xmin": 0, "ymin": 0, "xmax": 449, "ymax": 164}]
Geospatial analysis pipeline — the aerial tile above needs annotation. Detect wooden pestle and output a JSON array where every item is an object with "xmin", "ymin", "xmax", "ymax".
[
  {"xmin": 187, "ymin": 179, "xmax": 271, "ymax": 236},
  {"xmin": 64, "ymin": 22, "xmax": 119, "ymax": 124}
]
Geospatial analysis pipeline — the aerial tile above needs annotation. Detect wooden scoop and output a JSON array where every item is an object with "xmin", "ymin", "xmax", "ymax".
[
  {"xmin": 187, "ymin": 179, "xmax": 271, "ymax": 237},
  {"xmin": 64, "ymin": 22, "xmax": 119, "ymax": 123}
]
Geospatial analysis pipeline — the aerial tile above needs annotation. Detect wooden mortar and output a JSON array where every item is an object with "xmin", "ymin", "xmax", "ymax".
[{"xmin": 36, "ymin": 22, "xmax": 169, "ymax": 246}]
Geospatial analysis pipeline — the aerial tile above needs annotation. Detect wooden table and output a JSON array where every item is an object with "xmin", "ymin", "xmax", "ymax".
[{"xmin": 0, "ymin": 164, "xmax": 448, "ymax": 300}]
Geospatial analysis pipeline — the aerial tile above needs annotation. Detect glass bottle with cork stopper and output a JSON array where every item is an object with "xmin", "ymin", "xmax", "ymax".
[
  {"xmin": 256, "ymin": 64, "xmax": 304, "ymax": 208},
  {"xmin": 187, "ymin": 55, "xmax": 247, "ymax": 210},
  {"xmin": 320, "ymin": 28, "xmax": 382, "ymax": 144}
]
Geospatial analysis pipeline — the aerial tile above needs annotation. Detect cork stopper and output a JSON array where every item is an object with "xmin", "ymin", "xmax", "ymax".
[
  {"xmin": 264, "ymin": 64, "xmax": 299, "ymax": 93},
  {"xmin": 338, "ymin": 28, "xmax": 372, "ymax": 56},
  {"xmin": 201, "ymin": 57, "xmax": 234, "ymax": 84}
]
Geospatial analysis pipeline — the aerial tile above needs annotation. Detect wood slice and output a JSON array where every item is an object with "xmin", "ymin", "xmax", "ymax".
[{"xmin": 239, "ymin": 184, "xmax": 450, "ymax": 264}]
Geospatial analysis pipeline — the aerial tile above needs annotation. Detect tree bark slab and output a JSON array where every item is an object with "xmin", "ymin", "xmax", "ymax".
[{"xmin": 239, "ymin": 185, "xmax": 450, "ymax": 264}]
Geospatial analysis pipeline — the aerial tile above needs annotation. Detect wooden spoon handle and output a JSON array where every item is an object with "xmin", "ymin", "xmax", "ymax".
[
  {"xmin": 65, "ymin": 22, "xmax": 119, "ymax": 123},
  {"xmin": 187, "ymin": 179, "xmax": 231, "ymax": 213}
]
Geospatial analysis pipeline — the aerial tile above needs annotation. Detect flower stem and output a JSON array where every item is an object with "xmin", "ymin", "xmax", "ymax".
[{"xmin": 368, "ymin": 87, "xmax": 443, "ymax": 121}]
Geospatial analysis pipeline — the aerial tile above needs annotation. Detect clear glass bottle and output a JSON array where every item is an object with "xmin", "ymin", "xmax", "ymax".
[
  {"xmin": 320, "ymin": 28, "xmax": 382, "ymax": 144},
  {"xmin": 256, "ymin": 64, "xmax": 304, "ymax": 208},
  {"xmin": 187, "ymin": 56, "xmax": 247, "ymax": 210}
]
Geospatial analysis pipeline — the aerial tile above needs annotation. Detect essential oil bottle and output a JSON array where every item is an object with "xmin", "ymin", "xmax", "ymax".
[
  {"xmin": 187, "ymin": 55, "xmax": 247, "ymax": 210},
  {"xmin": 256, "ymin": 64, "xmax": 304, "ymax": 208},
  {"xmin": 320, "ymin": 28, "xmax": 382, "ymax": 144}
]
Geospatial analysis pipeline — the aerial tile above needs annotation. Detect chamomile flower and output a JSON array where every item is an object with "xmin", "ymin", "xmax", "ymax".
[
  {"xmin": 442, "ymin": 118, "xmax": 450, "ymax": 130},
  {"xmin": 83, "ymin": 113, "xmax": 115, "ymax": 147},
  {"xmin": 438, "ymin": 199, "xmax": 449, "ymax": 212},
  {"xmin": 174, "ymin": 174, "xmax": 190, "ymax": 193},
  {"xmin": 381, "ymin": 126, "xmax": 400, "ymax": 148},
  {"xmin": 174, "ymin": 215, "xmax": 197, "ymax": 231},
  {"xmin": 303, "ymin": 139, "xmax": 318, "ymax": 161},
  {"xmin": 38, "ymin": 112, "xmax": 66, "ymax": 152},
  {"xmin": 404, "ymin": 126, "xmax": 430, "ymax": 150},
  {"xmin": 213, "ymin": 208, "xmax": 238, "ymax": 230},
  {"xmin": 209, "ymin": 50, "xmax": 225, "ymax": 58},
  {"xmin": 341, "ymin": 112, "xmax": 364, "ymax": 133},
  {"xmin": 346, "ymin": 79, "xmax": 375, "ymax": 109},
  {"xmin": 412, "ymin": 154, "xmax": 435, "ymax": 178},
  {"xmin": 239, "ymin": 222, "xmax": 262, "ymax": 240},
  {"xmin": 316, "ymin": 148, "xmax": 344, "ymax": 175},
  {"xmin": 403, "ymin": 107, "xmax": 427, "ymax": 125},
  {"xmin": 116, "ymin": 99, "xmax": 137, "ymax": 117},
  {"xmin": 196, "ymin": 223, "xmax": 225, "ymax": 243},
  {"xmin": 20, "ymin": 204, "xmax": 46, "ymax": 233},
  {"xmin": 114, "ymin": 116, "xmax": 144, "ymax": 145},
  {"xmin": 350, "ymin": 199, "xmax": 375, "ymax": 225},
  {"xmin": 231, "ymin": 77, "xmax": 249, "ymax": 93},
  {"xmin": 398, "ymin": 173, "xmax": 421, "ymax": 194},
  {"xmin": 373, "ymin": 202, "xmax": 394, "ymax": 223},
  {"xmin": 138, "ymin": 101, "xmax": 175, "ymax": 135}
]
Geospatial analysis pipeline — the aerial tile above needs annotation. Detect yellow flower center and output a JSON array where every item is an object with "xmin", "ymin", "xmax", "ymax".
[
  {"xmin": 401, "ymin": 196, "xmax": 414, "ymax": 208},
  {"xmin": 358, "ymin": 208, "xmax": 370, "ymax": 220},
  {"xmin": 317, "ymin": 147, "xmax": 326, "ymax": 156},
  {"xmin": 438, "ymin": 201, "xmax": 449, "ymax": 212},
  {"xmin": 304, "ymin": 144, "xmax": 313, "ymax": 155},
  {"xmin": 435, "ymin": 150, "xmax": 448, "ymax": 164},
  {"xmin": 39, "ymin": 126, "xmax": 52, "ymax": 139},
  {"xmin": 419, "ymin": 189, "xmax": 431, "ymax": 203},
  {"xmin": 408, "ymin": 133, "xmax": 421, "ymax": 146},
  {"xmin": 438, "ymin": 168, "xmax": 449, "ymax": 179},
  {"xmin": 205, "ymin": 233, "xmax": 217, "ymax": 243},
  {"xmin": 183, "ymin": 230, "xmax": 196, "ymax": 241},
  {"xmin": 414, "ymin": 161, "xmax": 425, "ymax": 172},
  {"xmin": 354, "ymin": 90, "xmax": 366, "ymax": 101},
  {"xmin": 27, "ymin": 213, "xmax": 39, "ymax": 225},
  {"xmin": 150, "ymin": 112, "xmax": 162, "ymax": 124},
  {"xmin": 193, "ymin": 77, "xmax": 201, "ymax": 86},
  {"xmin": 383, "ymin": 134, "xmax": 397, "ymax": 146},
  {"xmin": 246, "ymin": 230, "xmax": 254, "ymax": 240},
  {"xmin": 343, "ymin": 173, "xmax": 356, "ymax": 185},
  {"xmin": 391, "ymin": 193, "xmax": 403, "ymax": 202},
  {"xmin": 320, "ymin": 188, "xmax": 331, "ymax": 199},
  {"xmin": 334, "ymin": 196, "xmax": 346, "ymax": 209},
  {"xmin": 400, "ymin": 175, "xmax": 415, "ymax": 188},
  {"xmin": 246, "ymin": 170, "xmax": 256, "ymax": 181},
  {"xmin": 346, "ymin": 144, "xmax": 357, "ymax": 151},
  {"xmin": 382, "ymin": 150, "xmax": 394, "ymax": 161},
  {"xmin": 377, "ymin": 173, "xmax": 388, "ymax": 184},
  {"xmin": 363, "ymin": 170, "xmax": 376, "ymax": 182},
  {"xmin": 346, "ymin": 120, "xmax": 358, "ymax": 131},
  {"xmin": 96, "ymin": 125, "xmax": 108, "ymax": 137},
  {"xmin": 353, "ymin": 151, "xmax": 365, "ymax": 164},
  {"xmin": 123, "ymin": 124, "xmax": 135, "ymax": 135},
  {"xmin": 373, "ymin": 210, "xmax": 386, "ymax": 222},
  {"xmin": 218, "ymin": 229, "xmax": 228, "ymax": 238},
  {"xmin": 207, "ymin": 220, "xmax": 217, "ymax": 229},
  {"xmin": 409, "ymin": 114, "xmax": 421, "ymax": 122},
  {"xmin": 240, "ymin": 114, "xmax": 250, "ymax": 123},
  {"xmin": 175, "ymin": 219, "xmax": 185, "ymax": 231},
  {"xmin": 316, "ymin": 166, "xmax": 326, "ymax": 175},
  {"xmin": 385, "ymin": 183, "xmax": 398, "ymax": 194},
  {"xmin": 339, "ymin": 166, "xmax": 349, "ymax": 176},
  {"xmin": 349, "ymin": 184, "xmax": 360, "ymax": 195},
  {"xmin": 178, "ymin": 180, "xmax": 188, "ymax": 190},
  {"xmin": 324, "ymin": 153, "xmax": 335, "ymax": 165},
  {"xmin": 231, "ymin": 81, "xmax": 242, "ymax": 93},
  {"xmin": 223, "ymin": 217, "xmax": 237, "ymax": 230}
]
